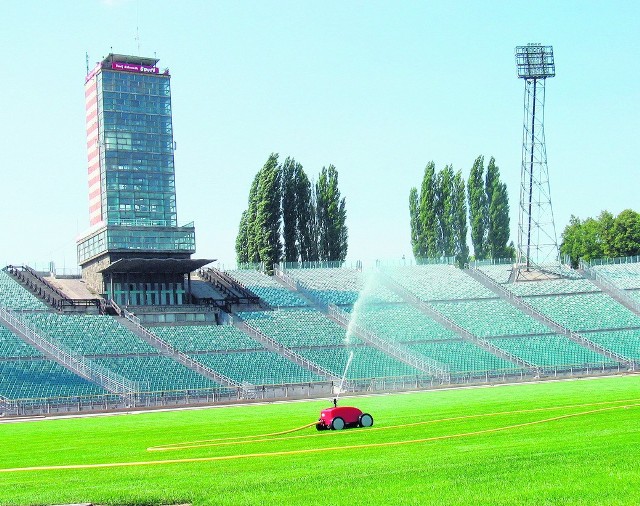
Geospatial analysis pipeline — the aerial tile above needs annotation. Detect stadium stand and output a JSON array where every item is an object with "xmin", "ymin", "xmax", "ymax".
[
  {"xmin": 581, "ymin": 330, "xmax": 640, "ymax": 360},
  {"xmin": 346, "ymin": 303, "xmax": 458, "ymax": 342},
  {"xmin": 431, "ymin": 299, "xmax": 551, "ymax": 337},
  {"xmin": 193, "ymin": 351, "xmax": 321, "ymax": 385},
  {"xmin": 0, "ymin": 269, "xmax": 49, "ymax": 310},
  {"xmin": 524, "ymin": 292, "xmax": 640, "ymax": 332},
  {"xmin": 490, "ymin": 335, "xmax": 613, "ymax": 367},
  {"xmin": 22, "ymin": 313, "xmax": 157, "ymax": 356},
  {"xmin": 407, "ymin": 340, "xmax": 518, "ymax": 373},
  {"xmin": 385, "ymin": 264, "xmax": 495, "ymax": 301},
  {"xmin": 225, "ymin": 269, "xmax": 309, "ymax": 307},
  {"xmin": 152, "ymin": 324, "xmax": 262, "ymax": 352},
  {"xmin": 239, "ymin": 308, "xmax": 359, "ymax": 347},
  {"xmin": 0, "ymin": 359, "xmax": 106, "ymax": 400},
  {"xmin": 286, "ymin": 267, "xmax": 402, "ymax": 306}
]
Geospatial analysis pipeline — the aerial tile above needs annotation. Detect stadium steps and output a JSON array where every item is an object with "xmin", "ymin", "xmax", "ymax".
[
  {"xmin": 582, "ymin": 267, "xmax": 640, "ymax": 317},
  {"xmin": 467, "ymin": 267, "xmax": 637, "ymax": 370},
  {"xmin": 232, "ymin": 315, "xmax": 342, "ymax": 382},
  {"xmin": 273, "ymin": 265, "xmax": 328, "ymax": 310},
  {"xmin": 378, "ymin": 273, "xmax": 540, "ymax": 374},
  {"xmin": 199, "ymin": 267, "xmax": 264, "ymax": 310},
  {"xmin": 327, "ymin": 303, "xmax": 450, "ymax": 381},
  {"xmin": 116, "ymin": 310, "xmax": 245, "ymax": 390},
  {"xmin": 0, "ymin": 305, "xmax": 136, "ymax": 395},
  {"xmin": 3, "ymin": 265, "xmax": 102, "ymax": 313}
]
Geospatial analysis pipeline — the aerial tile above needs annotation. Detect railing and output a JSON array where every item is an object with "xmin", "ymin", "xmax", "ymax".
[
  {"xmin": 118, "ymin": 310, "xmax": 244, "ymax": 389},
  {"xmin": 4, "ymin": 265, "xmax": 102, "ymax": 312},
  {"xmin": 234, "ymin": 317, "xmax": 341, "ymax": 382},
  {"xmin": 0, "ymin": 305, "xmax": 137, "ymax": 394},
  {"xmin": 273, "ymin": 264, "xmax": 301, "ymax": 291},
  {"xmin": 582, "ymin": 267, "xmax": 640, "ymax": 315},
  {"xmin": 327, "ymin": 304, "xmax": 451, "ymax": 380},
  {"xmin": 380, "ymin": 272, "xmax": 540, "ymax": 373},
  {"xmin": 468, "ymin": 267, "xmax": 636, "ymax": 370},
  {"xmin": 582, "ymin": 255, "xmax": 640, "ymax": 268}
]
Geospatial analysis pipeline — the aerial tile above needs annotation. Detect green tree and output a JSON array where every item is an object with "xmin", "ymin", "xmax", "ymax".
[
  {"xmin": 235, "ymin": 210, "xmax": 250, "ymax": 265},
  {"xmin": 409, "ymin": 187, "xmax": 424, "ymax": 259},
  {"xmin": 419, "ymin": 162, "xmax": 438, "ymax": 259},
  {"xmin": 255, "ymin": 154, "xmax": 282, "ymax": 270},
  {"xmin": 245, "ymin": 170, "xmax": 262, "ymax": 264},
  {"xmin": 468, "ymin": 155, "xmax": 488, "ymax": 260},
  {"xmin": 436, "ymin": 165, "xmax": 455, "ymax": 258},
  {"xmin": 296, "ymin": 164, "xmax": 318, "ymax": 263},
  {"xmin": 316, "ymin": 165, "xmax": 348, "ymax": 262},
  {"xmin": 485, "ymin": 157, "xmax": 511, "ymax": 259},
  {"xmin": 281, "ymin": 157, "xmax": 299, "ymax": 263},
  {"xmin": 610, "ymin": 209, "xmax": 640, "ymax": 258},
  {"xmin": 452, "ymin": 170, "xmax": 469, "ymax": 267}
]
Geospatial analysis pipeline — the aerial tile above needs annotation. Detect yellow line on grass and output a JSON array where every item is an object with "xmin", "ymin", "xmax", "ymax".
[{"xmin": 1, "ymin": 402, "xmax": 638, "ymax": 473}]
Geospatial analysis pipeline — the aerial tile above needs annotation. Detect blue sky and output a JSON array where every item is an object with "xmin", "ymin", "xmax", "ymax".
[{"xmin": 0, "ymin": 1, "xmax": 638, "ymax": 271}]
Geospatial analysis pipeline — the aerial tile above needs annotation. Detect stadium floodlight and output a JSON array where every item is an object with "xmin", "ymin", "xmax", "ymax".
[
  {"xmin": 514, "ymin": 43, "xmax": 559, "ymax": 278},
  {"xmin": 515, "ymin": 44, "xmax": 555, "ymax": 79}
]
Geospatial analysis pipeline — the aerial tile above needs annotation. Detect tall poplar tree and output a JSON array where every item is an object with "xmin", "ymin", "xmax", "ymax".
[
  {"xmin": 468, "ymin": 155, "xmax": 488, "ymax": 260},
  {"xmin": 419, "ymin": 162, "xmax": 438, "ymax": 259},
  {"xmin": 316, "ymin": 165, "xmax": 348, "ymax": 262},
  {"xmin": 297, "ymin": 168, "xmax": 318, "ymax": 262},
  {"xmin": 245, "ymin": 170, "xmax": 262, "ymax": 264},
  {"xmin": 255, "ymin": 154, "xmax": 282, "ymax": 271},
  {"xmin": 436, "ymin": 164, "xmax": 455, "ymax": 258},
  {"xmin": 409, "ymin": 187, "xmax": 424, "ymax": 259},
  {"xmin": 452, "ymin": 170, "xmax": 469, "ymax": 267},
  {"xmin": 485, "ymin": 157, "xmax": 511, "ymax": 259},
  {"xmin": 281, "ymin": 157, "xmax": 299, "ymax": 263}
]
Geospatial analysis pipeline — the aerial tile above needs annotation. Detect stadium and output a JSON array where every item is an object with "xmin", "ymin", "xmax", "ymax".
[{"xmin": 1, "ymin": 21, "xmax": 640, "ymax": 506}]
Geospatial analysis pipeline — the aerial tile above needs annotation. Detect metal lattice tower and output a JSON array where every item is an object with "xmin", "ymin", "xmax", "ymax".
[{"xmin": 515, "ymin": 44, "xmax": 559, "ymax": 276}]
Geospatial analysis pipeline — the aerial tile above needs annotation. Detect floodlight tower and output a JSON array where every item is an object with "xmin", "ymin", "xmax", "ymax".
[{"xmin": 515, "ymin": 44, "xmax": 559, "ymax": 276}]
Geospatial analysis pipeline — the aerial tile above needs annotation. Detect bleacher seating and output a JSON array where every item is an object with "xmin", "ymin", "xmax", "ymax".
[
  {"xmin": 0, "ymin": 359, "xmax": 106, "ymax": 400},
  {"xmin": 288, "ymin": 268, "xmax": 402, "ymax": 306},
  {"xmin": 490, "ymin": 335, "xmax": 613, "ymax": 367},
  {"xmin": 225, "ymin": 269, "xmax": 308, "ymax": 307},
  {"xmin": 592, "ymin": 262, "xmax": 640, "ymax": 290},
  {"xmin": 0, "ymin": 269, "xmax": 48, "ymax": 310},
  {"xmin": 407, "ymin": 340, "xmax": 517, "ymax": 373},
  {"xmin": 23, "ymin": 313, "xmax": 156, "ymax": 356},
  {"xmin": 193, "ymin": 351, "xmax": 321, "ymax": 385},
  {"xmin": 92, "ymin": 356, "xmax": 220, "ymax": 392},
  {"xmin": 239, "ymin": 308, "xmax": 358, "ymax": 347},
  {"xmin": 581, "ymin": 330, "xmax": 640, "ymax": 359},
  {"xmin": 348, "ymin": 303, "xmax": 458, "ymax": 342},
  {"xmin": 297, "ymin": 345, "xmax": 421, "ymax": 379},
  {"xmin": 524, "ymin": 293, "xmax": 640, "ymax": 332},
  {"xmin": 386, "ymin": 264, "xmax": 495, "ymax": 301},
  {"xmin": 152, "ymin": 325, "xmax": 262, "ymax": 352},
  {"xmin": 432, "ymin": 299, "xmax": 551, "ymax": 337},
  {"xmin": 0, "ymin": 325, "xmax": 41, "ymax": 358},
  {"xmin": 505, "ymin": 278, "xmax": 598, "ymax": 297},
  {"xmin": 477, "ymin": 264, "xmax": 514, "ymax": 284}
]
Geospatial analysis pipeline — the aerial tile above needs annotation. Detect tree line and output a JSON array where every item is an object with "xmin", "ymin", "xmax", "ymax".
[
  {"xmin": 560, "ymin": 209, "xmax": 640, "ymax": 268},
  {"xmin": 409, "ymin": 155, "xmax": 513, "ymax": 267},
  {"xmin": 235, "ymin": 153, "xmax": 348, "ymax": 269}
]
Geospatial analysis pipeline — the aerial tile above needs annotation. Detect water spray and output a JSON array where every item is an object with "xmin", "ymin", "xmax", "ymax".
[{"xmin": 334, "ymin": 350, "xmax": 354, "ymax": 406}]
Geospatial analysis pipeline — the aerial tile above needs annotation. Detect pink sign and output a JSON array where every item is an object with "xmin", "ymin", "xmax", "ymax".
[{"xmin": 111, "ymin": 62, "xmax": 159, "ymax": 74}]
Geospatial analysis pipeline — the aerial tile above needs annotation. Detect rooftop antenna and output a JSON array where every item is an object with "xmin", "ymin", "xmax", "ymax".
[
  {"xmin": 135, "ymin": 0, "xmax": 141, "ymax": 55},
  {"xmin": 514, "ymin": 43, "xmax": 559, "ymax": 281},
  {"xmin": 85, "ymin": 52, "xmax": 89, "ymax": 75}
]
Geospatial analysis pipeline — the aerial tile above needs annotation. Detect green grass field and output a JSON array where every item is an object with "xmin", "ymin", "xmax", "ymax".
[{"xmin": 1, "ymin": 375, "xmax": 639, "ymax": 506}]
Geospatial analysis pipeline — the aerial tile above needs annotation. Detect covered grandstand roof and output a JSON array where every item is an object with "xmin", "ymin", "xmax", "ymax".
[{"xmin": 99, "ymin": 258, "xmax": 214, "ymax": 274}]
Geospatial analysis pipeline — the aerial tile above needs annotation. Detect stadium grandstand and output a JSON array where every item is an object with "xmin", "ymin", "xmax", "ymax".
[
  {"xmin": 2, "ymin": 257, "xmax": 640, "ymax": 417},
  {"xmin": 1, "ymin": 52, "xmax": 639, "ymax": 419}
]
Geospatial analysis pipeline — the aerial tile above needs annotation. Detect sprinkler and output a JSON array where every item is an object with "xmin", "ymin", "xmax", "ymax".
[{"xmin": 315, "ymin": 351, "xmax": 374, "ymax": 431}]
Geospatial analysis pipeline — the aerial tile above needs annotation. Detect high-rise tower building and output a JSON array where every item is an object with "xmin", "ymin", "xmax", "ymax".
[{"xmin": 77, "ymin": 54, "xmax": 209, "ymax": 305}]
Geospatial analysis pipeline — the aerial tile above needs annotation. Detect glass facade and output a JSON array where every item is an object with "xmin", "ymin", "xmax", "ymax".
[
  {"xmin": 97, "ymin": 70, "xmax": 177, "ymax": 226},
  {"xmin": 77, "ymin": 224, "xmax": 196, "ymax": 265},
  {"xmin": 78, "ymin": 56, "xmax": 197, "ymax": 266}
]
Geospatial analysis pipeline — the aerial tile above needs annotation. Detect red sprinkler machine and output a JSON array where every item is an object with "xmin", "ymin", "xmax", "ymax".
[{"xmin": 316, "ymin": 351, "xmax": 374, "ymax": 431}]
